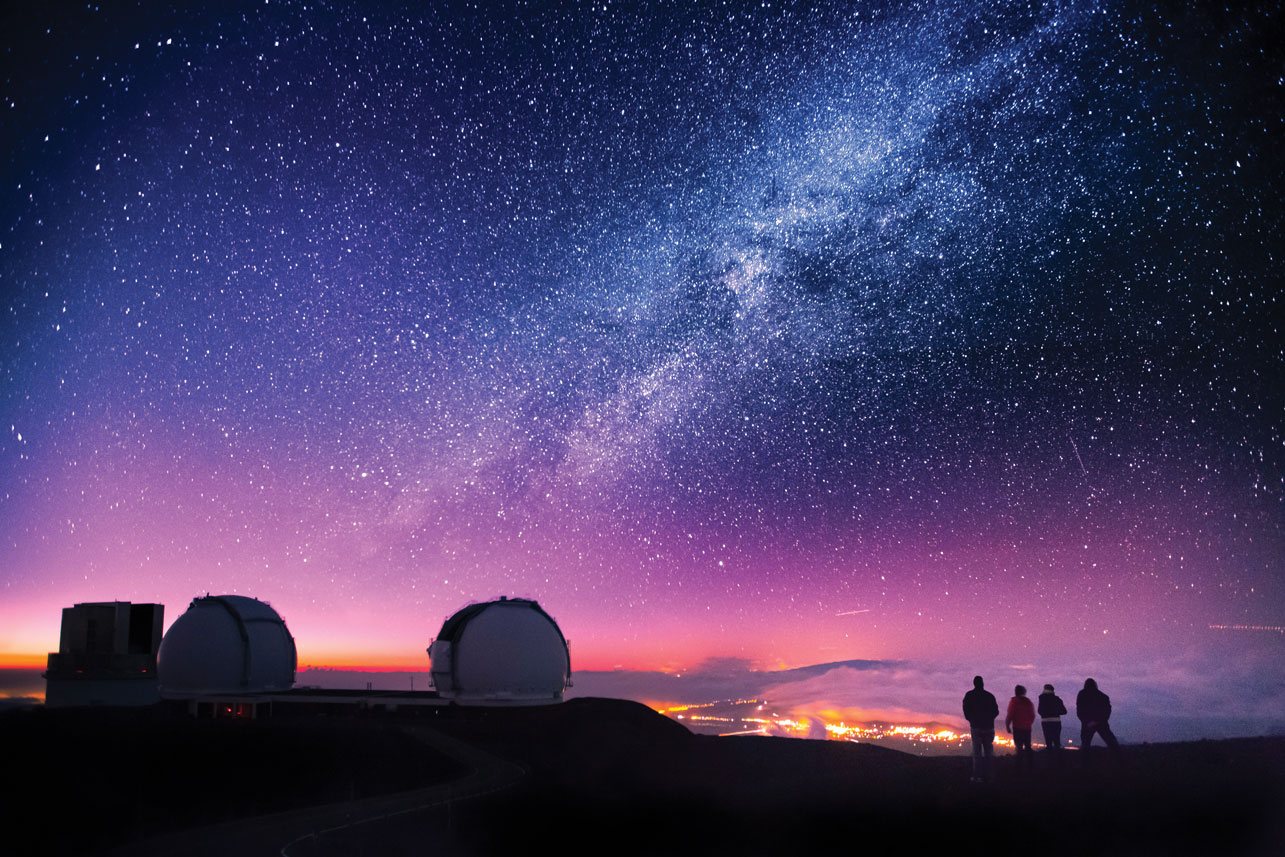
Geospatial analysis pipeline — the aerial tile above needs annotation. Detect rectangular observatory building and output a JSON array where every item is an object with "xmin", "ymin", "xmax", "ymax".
[{"xmin": 44, "ymin": 602, "xmax": 164, "ymax": 707}]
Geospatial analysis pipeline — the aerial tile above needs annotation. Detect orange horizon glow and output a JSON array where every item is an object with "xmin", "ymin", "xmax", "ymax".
[
  {"xmin": 296, "ymin": 656, "xmax": 688, "ymax": 673},
  {"xmin": 0, "ymin": 649, "xmax": 862, "ymax": 674},
  {"xmin": 0, "ymin": 649, "xmax": 716, "ymax": 675}
]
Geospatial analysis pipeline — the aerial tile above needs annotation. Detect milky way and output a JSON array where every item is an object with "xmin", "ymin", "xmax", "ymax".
[{"xmin": 3, "ymin": 0, "xmax": 1282, "ymax": 672}]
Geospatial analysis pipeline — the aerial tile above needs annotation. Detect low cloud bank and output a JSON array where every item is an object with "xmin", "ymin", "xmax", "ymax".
[
  {"xmin": 566, "ymin": 657, "xmax": 891, "ymax": 707},
  {"xmin": 296, "ymin": 669, "xmax": 429, "ymax": 691},
  {"xmin": 570, "ymin": 641, "xmax": 1285, "ymax": 744},
  {"xmin": 0, "ymin": 669, "xmax": 45, "ymax": 703}
]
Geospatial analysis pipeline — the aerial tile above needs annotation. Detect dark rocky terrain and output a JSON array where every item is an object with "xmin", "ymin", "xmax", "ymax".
[
  {"xmin": 0, "ymin": 706, "xmax": 464, "ymax": 856},
  {"xmin": 425, "ymin": 698, "xmax": 1285, "ymax": 857},
  {"xmin": 4, "ymin": 699, "xmax": 1282, "ymax": 856}
]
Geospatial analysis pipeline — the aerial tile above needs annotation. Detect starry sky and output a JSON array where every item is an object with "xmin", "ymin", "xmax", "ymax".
[{"xmin": 3, "ymin": 1, "xmax": 1282, "ymax": 683}]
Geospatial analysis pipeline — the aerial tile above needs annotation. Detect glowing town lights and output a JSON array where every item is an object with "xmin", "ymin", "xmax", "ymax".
[
  {"xmin": 654, "ymin": 698, "xmax": 764, "ymax": 716},
  {"xmin": 651, "ymin": 700, "xmax": 1033, "ymax": 754},
  {"xmin": 824, "ymin": 721, "xmax": 967, "ymax": 744}
]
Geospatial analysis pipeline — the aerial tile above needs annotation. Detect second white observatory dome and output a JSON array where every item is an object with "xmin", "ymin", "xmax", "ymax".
[{"xmin": 428, "ymin": 597, "xmax": 570, "ymax": 704}]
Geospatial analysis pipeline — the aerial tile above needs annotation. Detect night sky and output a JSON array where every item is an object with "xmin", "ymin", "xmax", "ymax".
[{"xmin": 3, "ymin": 0, "xmax": 1282, "ymax": 690}]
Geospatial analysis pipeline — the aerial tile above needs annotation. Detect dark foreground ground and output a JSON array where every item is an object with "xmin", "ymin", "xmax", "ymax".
[{"xmin": 3, "ymin": 699, "xmax": 1283, "ymax": 856}]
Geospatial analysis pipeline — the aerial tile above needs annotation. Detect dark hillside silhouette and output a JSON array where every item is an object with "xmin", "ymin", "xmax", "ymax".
[
  {"xmin": 0, "ymin": 706, "xmax": 465, "ymax": 856},
  {"xmin": 3, "ymin": 699, "xmax": 1282, "ymax": 856}
]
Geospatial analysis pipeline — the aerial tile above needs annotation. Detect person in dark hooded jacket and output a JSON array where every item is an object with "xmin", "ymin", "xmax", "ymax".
[
  {"xmin": 1038, "ymin": 683, "xmax": 1067, "ymax": 757},
  {"xmin": 963, "ymin": 675, "xmax": 999, "ymax": 782},
  {"xmin": 1076, "ymin": 678, "xmax": 1122, "ymax": 762}
]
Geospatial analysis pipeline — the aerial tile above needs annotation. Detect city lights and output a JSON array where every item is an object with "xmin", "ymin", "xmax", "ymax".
[{"xmin": 651, "ymin": 697, "xmax": 1028, "ymax": 753}]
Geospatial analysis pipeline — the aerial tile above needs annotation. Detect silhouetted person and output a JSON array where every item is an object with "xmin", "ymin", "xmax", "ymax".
[
  {"xmin": 963, "ymin": 675, "xmax": 999, "ymax": 782},
  {"xmin": 1006, "ymin": 684, "xmax": 1036, "ymax": 774},
  {"xmin": 1038, "ymin": 683, "xmax": 1067, "ymax": 763},
  {"xmin": 1076, "ymin": 678, "xmax": 1122, "ymax": 764}
]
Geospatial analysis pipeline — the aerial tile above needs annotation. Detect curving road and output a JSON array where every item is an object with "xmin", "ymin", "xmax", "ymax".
[{"xmin": 101, "ymin": 724, "xmax": 525, "ymax": 857}]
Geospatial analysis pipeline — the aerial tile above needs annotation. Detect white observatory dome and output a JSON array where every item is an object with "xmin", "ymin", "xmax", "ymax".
[
  {"xmin": 157, "ymin": 595, "xmax": 297, "ymax": 695},
  {"xmin": 428, "ymin": 597, "xmax": 570, "ymax": 705}
]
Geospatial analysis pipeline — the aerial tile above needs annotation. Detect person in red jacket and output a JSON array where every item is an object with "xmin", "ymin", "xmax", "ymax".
[{"xmin": 1005, "ymin": 684, "xmax": 1037, "ymax": 774}]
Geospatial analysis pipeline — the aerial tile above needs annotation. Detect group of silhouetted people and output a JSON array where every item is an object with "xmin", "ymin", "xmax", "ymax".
[{"xmin": 963, "ymin": 675, "xmax": 1122, "ymax": 782}]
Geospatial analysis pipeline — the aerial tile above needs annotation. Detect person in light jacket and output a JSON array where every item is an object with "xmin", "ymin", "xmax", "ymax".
[{"xmin": 1038, "ymin": 683, "xmax": 1067, "ymax": 759}]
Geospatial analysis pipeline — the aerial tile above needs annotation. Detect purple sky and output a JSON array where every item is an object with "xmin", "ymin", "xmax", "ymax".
[{"xmin": 2, "ymin": 1, "xmax": 1282, "ymax": 728}]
